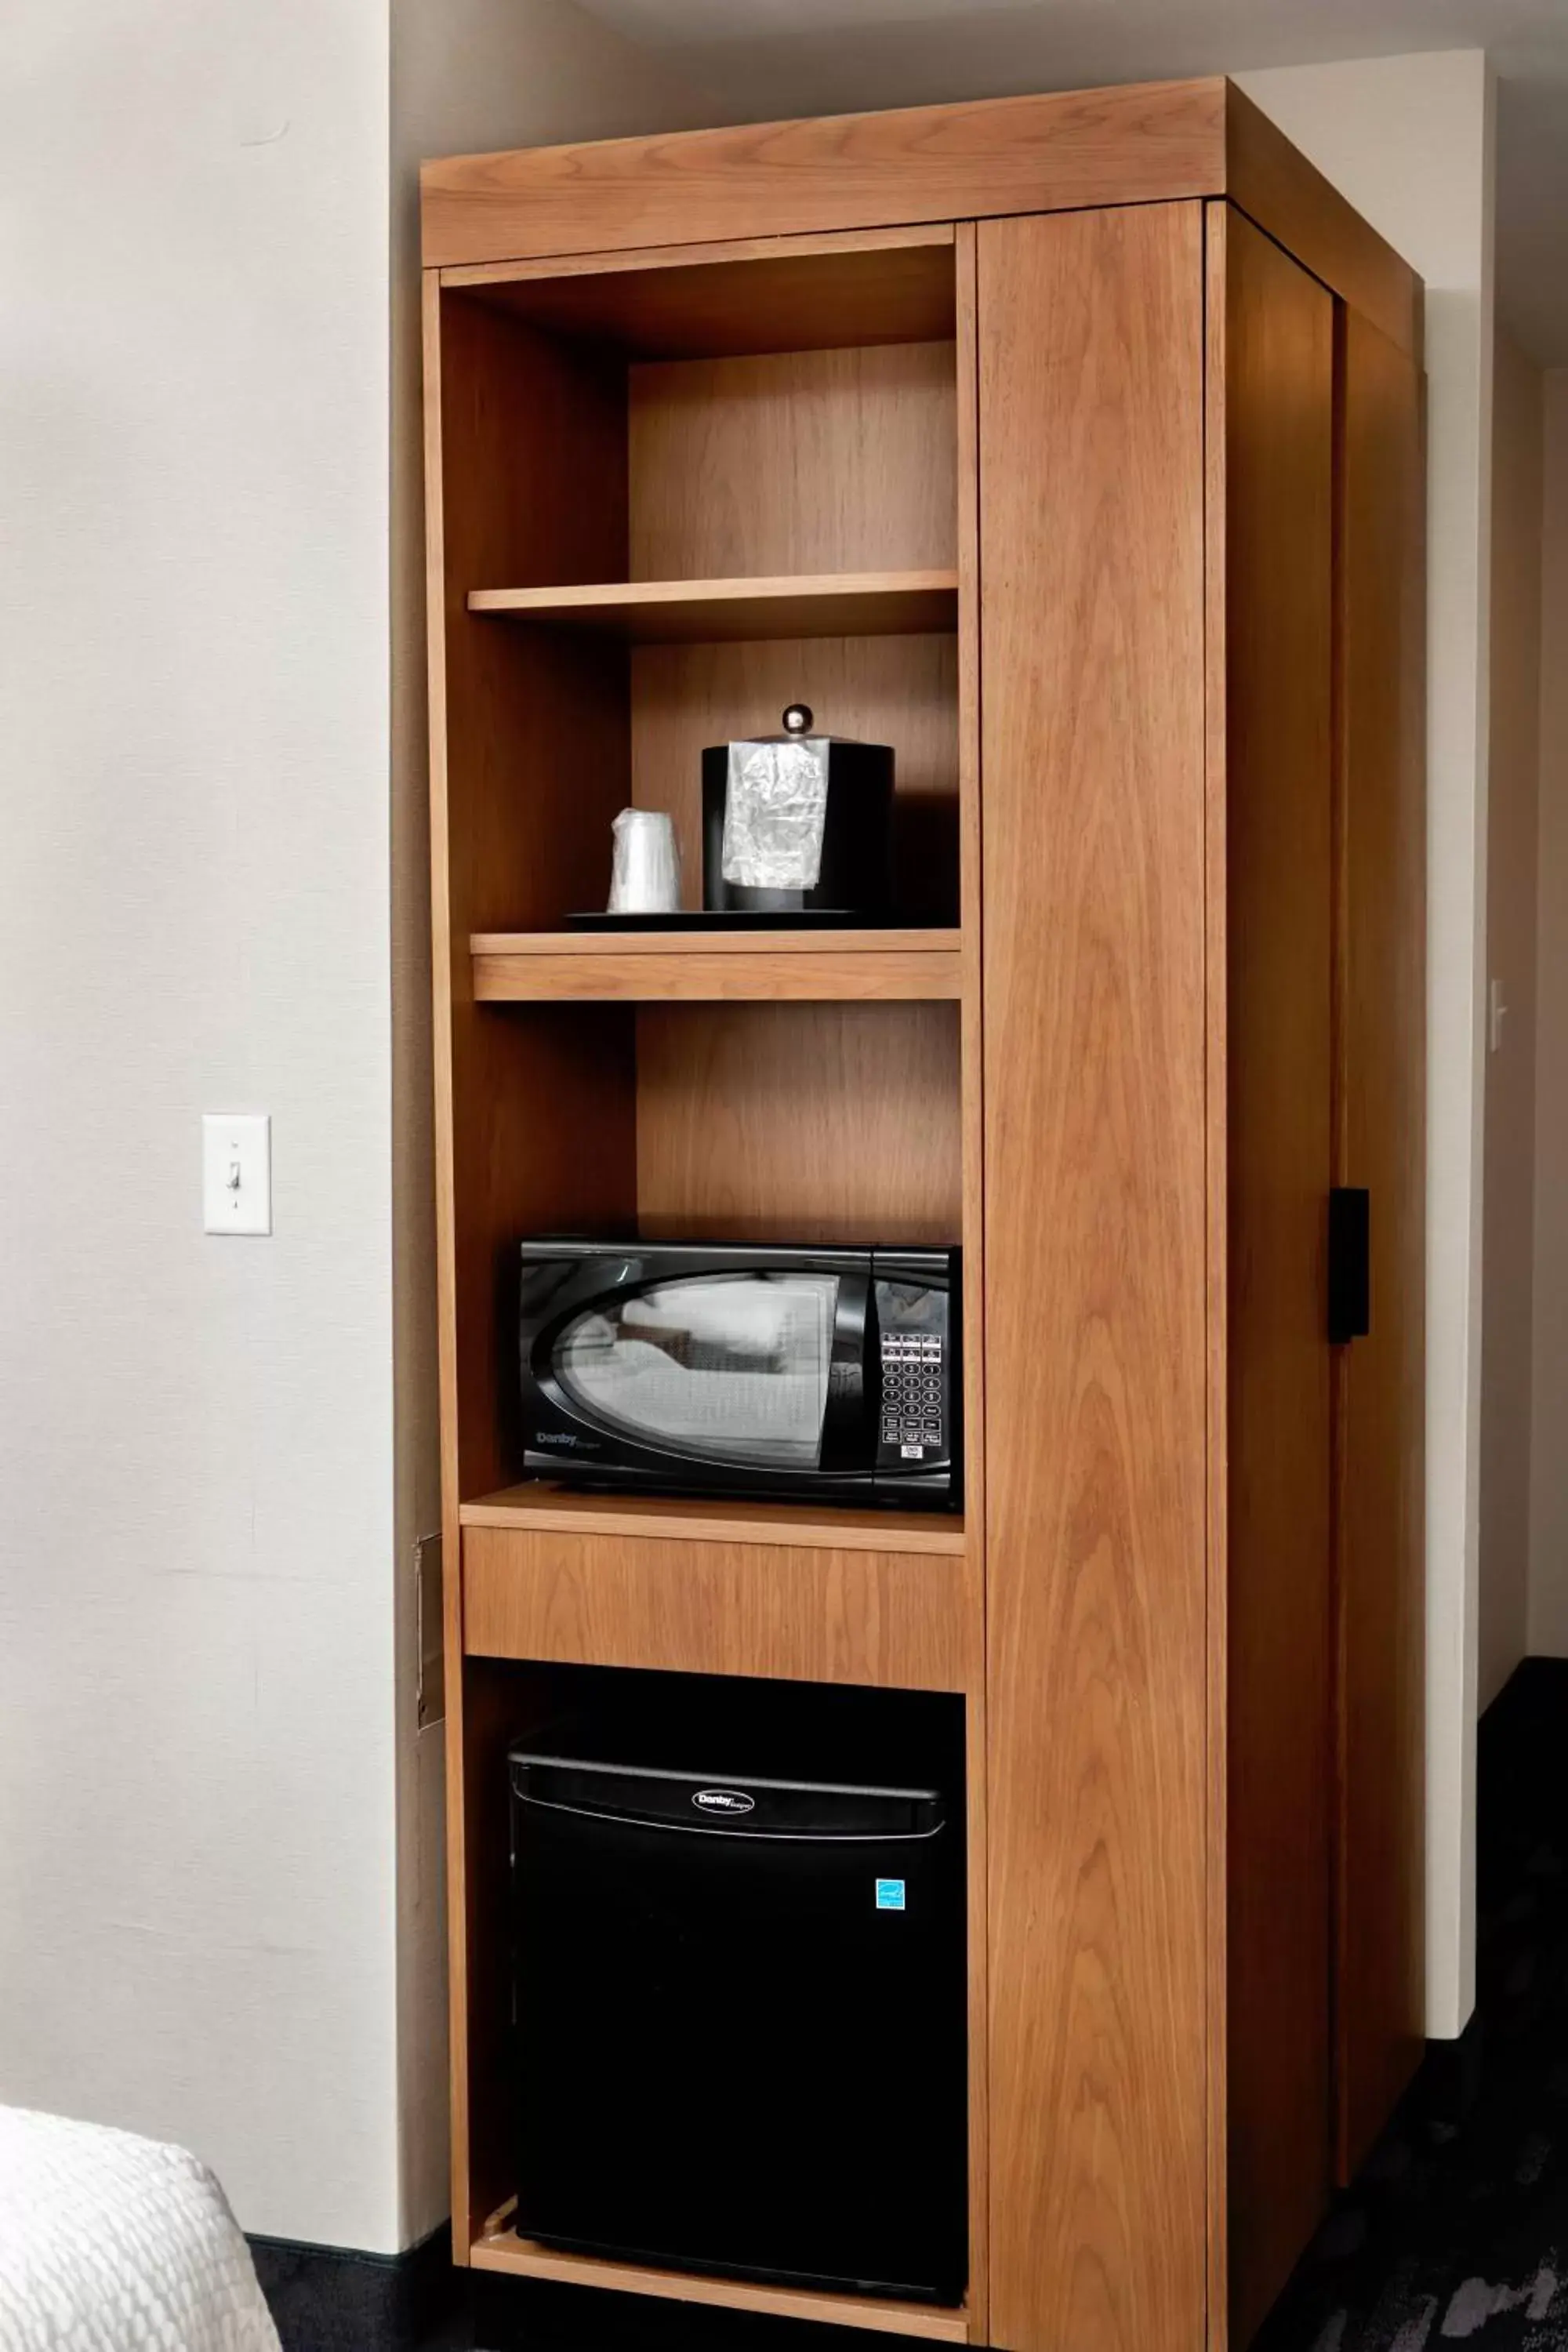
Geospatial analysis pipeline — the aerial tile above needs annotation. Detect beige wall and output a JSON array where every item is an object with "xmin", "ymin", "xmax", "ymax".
[
  {"xmin": 1531, "ymin": 371, "xmax": 1568, "ymax": 1658},
  {"xmin": 1479, "ymin": 328, "xmax": 1544, "ymax": 1711}
]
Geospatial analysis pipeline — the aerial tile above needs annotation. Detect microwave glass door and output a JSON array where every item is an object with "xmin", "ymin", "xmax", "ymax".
[{"xmin": 554, "ymin": 1272, "xmax": 840, "ymax": 1468}]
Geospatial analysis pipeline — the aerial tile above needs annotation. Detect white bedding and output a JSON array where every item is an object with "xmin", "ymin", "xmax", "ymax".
[{"xmin": 0, "ymin": 2106, "xmax": 280, "ymax": 2352}]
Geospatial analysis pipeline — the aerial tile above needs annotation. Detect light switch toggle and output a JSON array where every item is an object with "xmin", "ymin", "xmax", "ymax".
[{"xmin": 204, "ymin": 1113, "xmax": 271, "ymax": 1235}]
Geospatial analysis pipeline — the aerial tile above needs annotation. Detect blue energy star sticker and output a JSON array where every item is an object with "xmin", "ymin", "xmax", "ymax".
[{"xmin": 875, "ymin": 1878, "xmax": 906, "ymax": 1911}]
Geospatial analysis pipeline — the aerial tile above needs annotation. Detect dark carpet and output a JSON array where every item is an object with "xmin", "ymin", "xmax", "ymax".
[{"xmin": 1256, "ymin": 1657, "xmax": 1568, "ymax": 2352}]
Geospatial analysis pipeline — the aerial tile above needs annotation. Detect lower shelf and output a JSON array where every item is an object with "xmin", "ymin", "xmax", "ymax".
[{"xmin": 470, "ymin": 2226, "xmax": 971, "ymax": 2343}]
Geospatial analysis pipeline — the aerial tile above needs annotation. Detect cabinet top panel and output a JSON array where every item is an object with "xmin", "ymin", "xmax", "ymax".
[
  {"xmin": 419, "ymin": 78, "xmax": 1419, "ymax": 362},
  {"xmin": 423, "ymin": 78, "xmax": 1226, "ymax": 267}
]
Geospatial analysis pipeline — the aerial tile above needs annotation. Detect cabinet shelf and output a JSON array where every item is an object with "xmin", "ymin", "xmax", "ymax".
[
  {"xmin": 460, "ymin": 1484, "xmax": 967, "ymax": 1556},
  {"xmin": 470, "ymin": 927, "xmax": 963, "ymax": 1003},
  {"xmin": 470, "ymin": 2226, "xmax": 971, "ymax": 2342},
  {"xmin": 466, "ymin": 568, "xmax": 959, "ymax": 643}
]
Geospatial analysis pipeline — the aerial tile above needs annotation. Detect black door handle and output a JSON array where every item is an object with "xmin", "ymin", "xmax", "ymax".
[{"xmin": 1328, "ymin": 1188, "xmax": 1370, "ymax": 1345}]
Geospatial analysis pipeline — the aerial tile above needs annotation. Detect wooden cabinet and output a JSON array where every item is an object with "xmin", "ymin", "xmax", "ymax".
[{"xmin": 422, "ymin": 78, "xmax": 1425, "ymax": 2352}]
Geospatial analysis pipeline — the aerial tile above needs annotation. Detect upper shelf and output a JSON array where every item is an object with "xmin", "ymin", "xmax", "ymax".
[
  {"xmin": 445, "ymin": 227, "xmax": 959, "ymax": 362},
  {"xmin": 466, "ymin": 569, "xmax": 960, "ymax": 644}
]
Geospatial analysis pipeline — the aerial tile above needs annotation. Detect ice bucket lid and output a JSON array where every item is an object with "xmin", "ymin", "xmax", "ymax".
[{"xmin": 707, "ymin": 703, "xmax": 887, "ymax": 754}]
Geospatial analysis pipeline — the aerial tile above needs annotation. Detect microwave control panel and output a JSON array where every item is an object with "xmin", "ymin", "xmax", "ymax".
[{"xmin": 874, "ymin": 1279, "xmax": 950, "ymax": 1467}]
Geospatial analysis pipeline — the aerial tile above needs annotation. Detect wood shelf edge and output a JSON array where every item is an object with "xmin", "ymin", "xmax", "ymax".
[
  {"xmin": 469, "ymin": 568, "xmax": 960, "ymax": 606},
  {"xmin": 470, "ymin": 2230, "xmax": 971, "ymax": 2342},
  {"xmin": 470, "ymin": 927, "xmax": 962, "ymax": 955},
  {"xmin": 459, "ymin": 1486, "xmax": 968, "ymax": 1555},
  {"xmin": 470, "ymin": 937, "xmax": 964, "ymax": 1004},
  {"xmin": 439, "ymin": 220, "xmax": 959, "ymax": 291},
  {"xmin": 465, "ymin": 569, "xmax": 960, "ymax": 642}
]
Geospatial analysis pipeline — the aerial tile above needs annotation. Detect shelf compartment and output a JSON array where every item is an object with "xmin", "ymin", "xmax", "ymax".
[
  {"xmin": 470, "ymin": 928, "xmax": 964, "ymax": 1004},
  {"xmin": 462, "ymin": 1519, "xmax": 973, "ymax": 1692},
  {"xmin": 461, "ymin": 1483, "xmax": 966, "ymax": 1555},
  {"xmin": 466, "ymin": 568, "xmax": 959, "ymax": 644},
  {"xmin": 446, "ymin": 227, "xmax": 958, "ymax": 363},
  {"xmin": 470, "ymin": 2226, "xmax": 971, "ymax": 2342}
]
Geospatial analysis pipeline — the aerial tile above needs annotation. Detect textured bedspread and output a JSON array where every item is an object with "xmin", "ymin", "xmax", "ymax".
[{"xmin": 0, "ymin": 2106, "xmax": 280, "ymax": 2351}]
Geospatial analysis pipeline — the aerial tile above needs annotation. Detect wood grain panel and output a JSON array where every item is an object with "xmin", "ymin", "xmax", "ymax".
[
  {"xmin": 1202, "ymin": 206, "xmax": 1232, "ymax": 2349},
  {"xmin": 425, "ymin": 278, "xmax": 639, "ymax": 2250},
  {"xmin": 463, "ymin": 1525, "xmax": 973, "ymax": 1692},
  {"xmin": 1224, "ymin": 85, "xmax": 1421, "ymax": 363},
  {"xmin": 430, "ymin": 290, "xmax": 642, "ymax": 1486},
  {"xmin": 452, "ymin": 226, "xmax": 956, "ymax": 361},
  {"xmin": 421, "ymin": 82, "xmax": 1229, "ymax": 268},
  {"xmin": 954, "ymin": 216, "xmax": 989, "ymax": 2350},
  {"xmin": 470, "ymin": 940, "xmax": 962, "ymax": 1004},
  {"xmin": 468, "ymin": 570, "xmax": 957, "ymax": 641},
  {"xmin": 1334, "ymin": 304, "xmax": 1426, "ymax": 2182},
  {"xmin": 459, "ymin": 1484, "xmax": 966, "ymax": 1553},
  {"xmin": 978, "ymin": 205, "xmax": 1209, "ymax": 2352},
  {"xmin": 629, "ymin": 343, "xmax": 956, "ymax": 581},
  {"xmin": 472, "ymin": 2229, "xmax": 970, "ymax": 2340},
  {"xmin": 469, "ymin": 927, "xmax": 956, "ymax": 959},
  {"xmin": 1215, "ymin": 207, "xmax": 1335, "ymax": 2348},
  {"xmin": 630, "ymin": 634, "xmax": 959, "ymax": 927},
  {"xmin": 635, "ymin": 1001, "xmax": 961, "ymax": 1243}
]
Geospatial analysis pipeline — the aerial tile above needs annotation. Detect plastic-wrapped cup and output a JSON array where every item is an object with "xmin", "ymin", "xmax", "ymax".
[{"xmin": 608, "ymin": 808, "xmax": 682, "ymax": 914}]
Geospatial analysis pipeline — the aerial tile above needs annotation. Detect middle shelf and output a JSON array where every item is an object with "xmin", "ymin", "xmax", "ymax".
[
  {"xmin": 470, "ymin": 927, "xmax": 964, "ymax": 1002},
  {"xmin": 461, "ymin": 1483, "xmax": 967, "ymax": 1555}
]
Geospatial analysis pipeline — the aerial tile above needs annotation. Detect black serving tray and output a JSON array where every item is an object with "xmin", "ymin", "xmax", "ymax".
[{"xmin": 566, "ymin": 909, "xmax": 873, "ymax": 931}]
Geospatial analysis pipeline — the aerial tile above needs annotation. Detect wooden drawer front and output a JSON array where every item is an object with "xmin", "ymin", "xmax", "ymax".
[{"xmin": 462, "ymin": 1525, "xmax": 973, "ymax": 1692}]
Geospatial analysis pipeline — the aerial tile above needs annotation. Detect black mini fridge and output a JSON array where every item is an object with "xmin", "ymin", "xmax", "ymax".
[{"xmin": 507, "ymin": 1706, "xmax": 967, "ymax": 2305}]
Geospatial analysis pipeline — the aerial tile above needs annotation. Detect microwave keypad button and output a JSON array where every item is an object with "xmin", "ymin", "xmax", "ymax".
[{"xmin": 879, "ymin": 1311, "xmax": 945, "ymax": 1460}]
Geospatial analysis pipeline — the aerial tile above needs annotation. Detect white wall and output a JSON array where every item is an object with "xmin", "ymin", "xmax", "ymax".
[
  {"xmin": 1236, "ymin": 52, "xmax": 1496, "ymax": 2038},
  {"xmin": 1530, "ymin": 371, "xmax": 1568, "ymax": 1657},
  {"xmin": 1479, "ymin": 325, "xmax": 1543, "ymax": 1713},
  {"xmin": 0, "ymin": 0, "xmax": 401, "ymax": 2249},
  {"xmin": 0, "ymin": 0, "xmax": 712, "ymax": 2258}
]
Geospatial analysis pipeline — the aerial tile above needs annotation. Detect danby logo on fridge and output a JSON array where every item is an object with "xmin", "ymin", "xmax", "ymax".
[{"xmin": 692, "ymin": 1788, "xmax": 755, "ymax": 1816}]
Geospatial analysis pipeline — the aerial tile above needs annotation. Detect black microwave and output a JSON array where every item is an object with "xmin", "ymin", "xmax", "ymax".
[{"xmin": 517, "ymin": 1241, "xmax": 960, "ymax": 1511}]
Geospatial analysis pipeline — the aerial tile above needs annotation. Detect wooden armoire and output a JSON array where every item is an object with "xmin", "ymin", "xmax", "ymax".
[{"xmin": 421, "ymin": 76, "xmax": 1426, "ymax": 2352}]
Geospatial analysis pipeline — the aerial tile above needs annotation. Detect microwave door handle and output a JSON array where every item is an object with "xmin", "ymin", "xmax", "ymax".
[{"xmin": 819, "ymin": 1270, "xmax": 873, "ymax": 1475}]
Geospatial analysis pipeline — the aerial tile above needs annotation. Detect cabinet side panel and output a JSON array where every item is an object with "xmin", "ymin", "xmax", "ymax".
[
  {"xmin": 980, "ymin": 202, "xmax": 1208, "ymax": 2352},
  {"xmin": 1219, "ymin": 210, "xmax": 1335, "ymax": 2347},
  {"xmin": 433, "ymin": 291, "xmax": 640, "ymax": 1506},
  {"xmin": 1334, "ymin": 308, "xmax": 1427, "ymax": 2180},
  {"xmin": 427, "ymin": 284, "xmax": 641, "ymax": 2246}
]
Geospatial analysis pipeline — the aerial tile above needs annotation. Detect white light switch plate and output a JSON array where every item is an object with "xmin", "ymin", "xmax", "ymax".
[{"xmin": 203, "ymin": 1113, "xmax": 271, "ymax": 1235}]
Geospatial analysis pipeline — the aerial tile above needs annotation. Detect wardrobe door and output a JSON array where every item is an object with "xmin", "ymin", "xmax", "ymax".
[
  {"xmin": 1334, "ymin": 305, "xmax": 1426, "ymax": 2182},
  {"xmin": 980, "ymin": 202, "xmax": 1209, "ymax": 2352},
  {"xmin": 1210, "ymin": 203, "xmax": 1336, "ymax": 2349}
]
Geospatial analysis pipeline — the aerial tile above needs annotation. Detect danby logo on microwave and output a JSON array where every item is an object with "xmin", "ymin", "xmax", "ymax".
[{"xmin": 692, "ymin": 1788, "xmax": 755, "ymax": 1816}]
